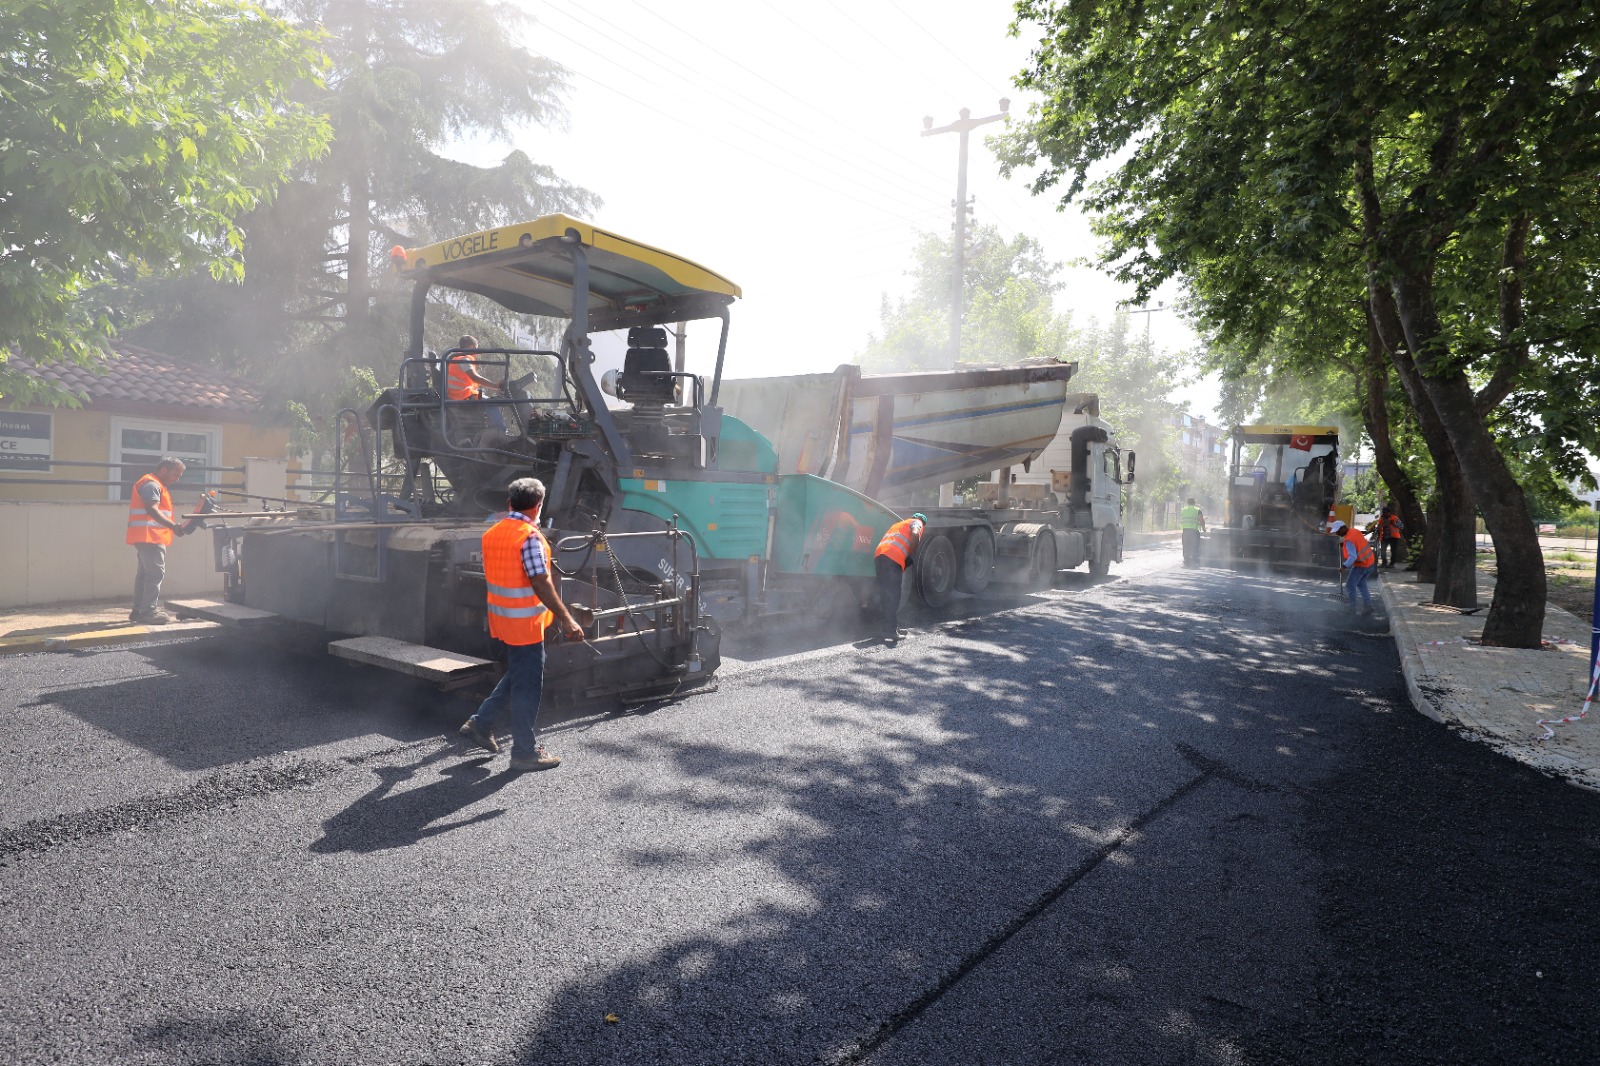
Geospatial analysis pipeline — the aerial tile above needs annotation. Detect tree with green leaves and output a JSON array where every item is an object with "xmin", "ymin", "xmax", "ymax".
[
  {"xmin": 858, "ymin": 225, "xmax": 1189, "ymax": 510},
  {"xmin": 121, "ymin": 0, "xmax": 598, "ymax": 439},
  {"xmin": 1005, "ymin": 0, "xmax": 1600, "ymax": 647},
  {"xmin": 0, "ymin": 0, "xmax": 331, "ymax": 405},
  {"xmin": 859, "ymin": 223, "xmax": 1076, "ymax": 370}
]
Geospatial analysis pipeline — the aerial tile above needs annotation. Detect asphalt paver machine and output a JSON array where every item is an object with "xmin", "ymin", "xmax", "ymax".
[
  {"xmin": 220, "ymin": 215, "xmax": 812, "ymax": 705},
  {"xmin": 1201, "ymin": 424, "xmax": 1347, "ymax": 570}
]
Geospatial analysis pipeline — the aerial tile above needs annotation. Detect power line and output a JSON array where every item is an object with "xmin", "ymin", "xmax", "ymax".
[
  {"xmin": 883, "ymin": 0, "xmax": 1016, "ymax": 101},
  {"xmin": 821, "ymin": 0, "xmax": 957, "ymax": 104},
  {"xmin": 585, "ymin": 0, "xmax": 960, "ymax": 204},
  {"xmin": 533, "ymin": 0, "xmax": 956, "ymax": 207},
  {"xmin": 523, "ymin": 26, "xmax": 941, "ymax": 224}
]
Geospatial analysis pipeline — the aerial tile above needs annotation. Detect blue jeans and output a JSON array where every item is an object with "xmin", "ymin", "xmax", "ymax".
[
  {"xmin": 468, "ymin": 641, "xmax": 545, "ymax": 756},
  {"xmin": 1344, "ymin": 563, "xmax": 1375, "ymax": 607}
]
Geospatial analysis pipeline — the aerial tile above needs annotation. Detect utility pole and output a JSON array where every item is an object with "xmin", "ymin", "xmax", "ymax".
[
  {"xmin": 1127, "ymin": 301, "xmax": 1166, "ymax": 340},
  {"xmin": 923, "ymin": 100, "xmax": 1009, "ymax": 368}
]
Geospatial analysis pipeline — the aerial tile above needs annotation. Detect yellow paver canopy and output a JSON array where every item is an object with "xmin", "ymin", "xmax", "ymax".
[{"xmin": 391, "ymin": 214, "xmax": 740, "ymax": 322}]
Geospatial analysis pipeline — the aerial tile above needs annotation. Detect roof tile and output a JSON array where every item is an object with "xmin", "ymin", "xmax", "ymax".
[{"xmin": 11, "ymin": 343, "xmax": 263, "ymax": 415}]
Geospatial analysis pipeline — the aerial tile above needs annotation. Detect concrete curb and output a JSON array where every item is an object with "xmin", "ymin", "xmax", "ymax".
[
  {"xmin": 0, "ymin": 620, "xmax": 217, "ymax": 656},
  {"xmin": 1380, "ymin": 576, "xmax": 1600, "ymax": 793},
  {"xmin": 1378, "ymin": 577, "xmax": 1447, "ymax": 725}
]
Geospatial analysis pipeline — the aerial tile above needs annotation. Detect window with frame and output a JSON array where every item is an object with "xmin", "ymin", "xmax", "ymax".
[{"xmin": 109, "ymin": 418, "xmax": 220, "ymax": 502}]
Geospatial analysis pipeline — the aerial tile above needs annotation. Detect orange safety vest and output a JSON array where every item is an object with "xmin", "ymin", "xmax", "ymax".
[
  {"xmin": 483, "ymin": 515, "xmax": 550, "ymax": 645},
  {"xmin": 126, "ymin": 473, "xmax": 175, "ymax": 546},
  {"xmin": 874, "ymin": 518, "xmax": 924, "ymax": 569},
  {"xmin": 446, "ymin": 355, "xmax": 481, "ymax": 401},
  {"xmin": 1382, "ymin": 514, "xmax": 1404, "ymax": 538},
  {"xmin": 1342, "ymin": 527, "xmax": 1377, "ymax": 569}
]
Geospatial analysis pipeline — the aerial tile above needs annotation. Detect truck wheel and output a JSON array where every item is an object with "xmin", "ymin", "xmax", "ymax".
[
  {"xmin": 955, "ymin": 527, "xmax": 995, "ymax": 594},
  {"xmin": 917, "ymin": 534, "xmax": 958, "ymax": 608},
  {"xmin": 1091, "ymin": 526, "xmax": 1115, "ymax": 577},
  {"xmin": 1031, "ymin": 533, "xmax": 1057, "ymax": 590}
]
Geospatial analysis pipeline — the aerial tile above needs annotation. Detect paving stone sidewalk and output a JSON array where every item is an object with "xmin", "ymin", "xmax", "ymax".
[{"xmin": 1381, "ymin": 570, "xmax": 1600, "ymax": 791}]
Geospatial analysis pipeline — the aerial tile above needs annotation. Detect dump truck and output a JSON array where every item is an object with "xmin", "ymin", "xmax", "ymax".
[
  {"xmin": 716, "ymin": 374, "xmax": 1133, "ymax": 604},
  {"xmin": 193, "ymin": 216, "xmax": 1132, "ymax": 704},
  {"xmin": 1199, "ymin": 424, "xmax": 1347, "ymax": 569}
]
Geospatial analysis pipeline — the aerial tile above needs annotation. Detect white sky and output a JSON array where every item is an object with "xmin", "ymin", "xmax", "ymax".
[{"xmin": 457, "ymin": 0, "xmax": 1217, "ymax": 418}]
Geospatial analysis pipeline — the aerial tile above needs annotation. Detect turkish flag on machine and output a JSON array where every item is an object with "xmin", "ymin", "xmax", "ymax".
[{"xmin": 1290, "ymin": 434, "xmax": 1314, "ymax": 451}]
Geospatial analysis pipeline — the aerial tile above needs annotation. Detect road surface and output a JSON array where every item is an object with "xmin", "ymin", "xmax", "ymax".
[{"xmin": 3, "ymin": 547, "xmax": 1596, "ymax": 1064}]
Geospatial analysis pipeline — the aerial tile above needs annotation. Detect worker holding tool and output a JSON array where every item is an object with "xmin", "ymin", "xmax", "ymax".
[
  {"xmin": 458, "ymin": 477, "xmax": 587, "ymax": 771},
  {"xmin": 1179, "ymin": 497, "xmax": 1207, "ymax": 567},
  {"xmin": 125, "ymin": 457, "xmax": 192, "ymax": 625},
  {"xmin": 874, "ymin": 512, "xmax": 926, "ymax": 644},
  {"xmin": 1331, "ymin": 520, "xmax": 1379, "ymax": 616}
]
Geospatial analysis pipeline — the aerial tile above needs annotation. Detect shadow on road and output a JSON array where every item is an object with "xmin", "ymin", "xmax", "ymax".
[
  {"xmin": 24, "ymin": 636, "xmax": 458, "ymax": 770},
  {"xmin": 310, "ymin": 746, "xmax": 513, "ymax": 854},
  {"xmin": 492, "ymin": 565, "xmax": 1402, "ymax": 1063}
]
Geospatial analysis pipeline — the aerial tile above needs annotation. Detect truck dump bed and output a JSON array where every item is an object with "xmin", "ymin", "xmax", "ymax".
[{"xmin": 717, "ymin": 362, "xmax": 1075, "ymax": 503}]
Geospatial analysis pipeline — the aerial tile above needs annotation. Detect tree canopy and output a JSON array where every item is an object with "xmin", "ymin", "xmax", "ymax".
[
  {"xmin": 859, "ymin": 224, "xmax": 1075, "ymax": 371},
  {"xmin": 857, "ymin": 223, "xmax": 1190, "ymax": 509},
  {"xmin": 1004, "ymin": 0, "xmax": 1600, "ymax": 646},
  {"xmin": 119, "ymin": 0, "xmax": 598, "ymax": 441},
  {"xmin": 0, "ymin": 0, "xmax": 331, "ymax": 404}
]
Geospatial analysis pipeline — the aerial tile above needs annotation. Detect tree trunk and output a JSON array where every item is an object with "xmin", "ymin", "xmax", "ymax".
[
  {"xmin": 1416, "ymin": 489, "xmax": 1442, "ymax": 580},
  {"xmin": 1390, "ymin": 272, "xmax": 1546, "ymax": 647},
  {"xmin": 1368, "ymin": 287, "xmax": 1476, "ymax": 605},
  {"xmin": 346, "ymin": 168, "xmax": 370, "ymax": 330},
  {"xmin": 1361, "ymin": 309, "xmax": 1426, "ymax": 558}
]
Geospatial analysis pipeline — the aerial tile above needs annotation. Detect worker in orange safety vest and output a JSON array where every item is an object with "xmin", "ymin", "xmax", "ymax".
[
  {"xmin": 873, "ymin": 512, "xmax": 926, "ymax": 643},
  {"xmin": 1331, "ymin": 520, "xmax": 1379, "ymax": 616},
  {"xmin": 126, "ymin": 457, "xmax": 191, "ymax": 624},
  {"xmin": 446, "ymin": 334, "xmax": 508, "ymax": 433},
  {"xmin": 1377, "ymin": 505, "xmax": 1406, "ymax": 569},
  {"xmin": 457, "ymin": 477, "xmax": 587, "ymax": 772}
]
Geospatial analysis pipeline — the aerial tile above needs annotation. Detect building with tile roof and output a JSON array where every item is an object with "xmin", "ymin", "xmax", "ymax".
[
  {"xmin": 15, "ymin": 342, "xmax": 264, "ymax": 418},
  {"xmin": 2, "ymin": 343, "xmax": 298, "ymax": 607}
]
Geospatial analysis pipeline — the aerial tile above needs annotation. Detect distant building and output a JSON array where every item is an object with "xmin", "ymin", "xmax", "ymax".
[
  {"xmin": 1570, "ymin": 479, "xmax": 1600, "ymax": 511},
  {"xmin": 2, "ymin": 343, "xmax": 296, "ymax": 607},
  {"xmin": 1171, "ymin": 411, "xmax": 1227, "ymax": 518}
]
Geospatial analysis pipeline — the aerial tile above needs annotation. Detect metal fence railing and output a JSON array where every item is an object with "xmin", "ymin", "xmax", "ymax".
[{"xmin": 0, "ymin": 458, "xmax": 245, "ymax": 497}]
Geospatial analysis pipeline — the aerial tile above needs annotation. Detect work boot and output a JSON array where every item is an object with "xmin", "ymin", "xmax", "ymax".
[
  {"xmin": 457, "ymin": 719, "xmax": 500, "ymax": 754},
  {"xmin": 508, "ymin": 746, "xmax": 560, "ymax": 772},
  {"xmin": 144, "ymin": 611, "xmax": 174, "ymax": 625}
]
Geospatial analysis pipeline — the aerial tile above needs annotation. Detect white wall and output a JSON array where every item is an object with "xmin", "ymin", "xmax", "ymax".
[{"xmin": 0, "ymin": 502, "xmax": 225, "ymax": 609}]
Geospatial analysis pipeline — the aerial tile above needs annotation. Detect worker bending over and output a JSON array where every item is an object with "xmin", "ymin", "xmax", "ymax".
[
  {"xmin": 1178, "ymin": 497, "xmax": 1207, "ymax": 567},
  {"xmin": 1331, "ymin": 520, "xmax": 1378, "ymax": 616},
  {"xmin": 458, "ymin": 477, "xmax": 587, "ymax": 771},
  {"xmin": 874, "ymin": 512, "xmax": 926, "ymax": 644}
]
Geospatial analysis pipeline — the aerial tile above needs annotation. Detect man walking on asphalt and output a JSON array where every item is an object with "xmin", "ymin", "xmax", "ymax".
[
  {"xmin": 1179, "ymin": 497, "xmax": 1207, "ymax": 567},
  {"xmin": 458, "ymin": 477, "xmax": 587, "ymax": 771},
  {"xmin": 874, "ymin": 512, "xmax": 925, "ymax": 644},
  {"xmin": 126, "ymin": 457, "xmax": 192, "ymax": 625},
  {"xmin": 1378, "ymin": 504, "xmax": 1406, "ymax": 569},
  {"xmin": 1331, "ymin": 519, "xmax": 1379, "ymax": 616}
]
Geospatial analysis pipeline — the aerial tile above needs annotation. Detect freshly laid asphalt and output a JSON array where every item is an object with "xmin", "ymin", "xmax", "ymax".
[{"xmin": 2, "ymin": 547, "xmax": 1597, "ymax": 1065}]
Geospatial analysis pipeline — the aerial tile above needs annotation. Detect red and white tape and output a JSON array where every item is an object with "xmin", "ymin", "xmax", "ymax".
[{"xmin": 1536, "ymin": 657, "xmax": 1600, "ymax": 741}]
